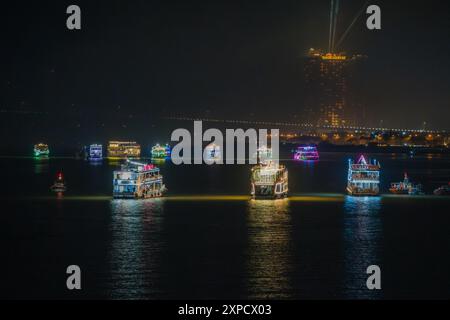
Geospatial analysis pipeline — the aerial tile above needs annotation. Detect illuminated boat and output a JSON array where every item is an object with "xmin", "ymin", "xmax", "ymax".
[
  {"xmin": 434, "ymin": 183, "xmax": 450, "ymax": 196},
  {"xmin": 113, "ymin": 160, "xmax": 166, "ymax": 199},
  {"xmin": 151, "ymin": 143, "xmax": 171, "ymax": 159},
  {"xmin": 294, "ymin": 145, "xmax": 319, "ymax": 161},
  {"xmin": 251, "ymin": 147, "xmax": 288, "ymax": 199},
  {"xmin": 347, "ymin": 155, "xmax": 380, "ymax": 196},
  {"xmin": 50, "ymin": 172, "xmax": 67, "ymax": 193},
  {"xmin": 251, "ymin": 164, "xmax": 288, "ymax": 199},
  {"xmin": 204, "ymin": 143, "xmax": 221, "ymax": 163},
  {"xmin": 389, "ymin": 173, "xmax": 423, "ymax": 195},
  {"xmin": 107, "ymin": 141, "xmax": 141, "ymax": 159},
  {"xmin": 88, "ymin": 144, "xmax": 103, "ymax": 161},
  {"xmin": 34, "ymin": 143, "xmax": 49, "ymax": 157}
]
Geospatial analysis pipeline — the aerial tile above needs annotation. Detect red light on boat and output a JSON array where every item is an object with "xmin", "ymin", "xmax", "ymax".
[{"xmin": 143, "ymin": 164, "xmax": 155, "ymax": 171}]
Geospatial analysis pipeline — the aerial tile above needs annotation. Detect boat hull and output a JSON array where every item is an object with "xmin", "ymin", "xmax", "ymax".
[
  {"xmin": 389, "ymin": 189, "xmax": 409, "ymax": 195},
  {"xmin": 252, "ymin": 192, "xmax": 288, "ymax": 200},
  {"xmin": 434, "ymin": 188, "xmax": 450, "ymax": 196},
  {"xmin": 296, "ymin": 156, "xmax": 319, "ymax": 161},
  {"xmin": 51, "ymin": 186, "xmax": 66, "ymax": 193},
  {"xmin": 346, "ymin": 186, "xmax": 379, "ymax": 196},
  {"xmin": 34, "ymin": 151, "xmax": 49, "ymax": 157},
  {"xmin": 113, "ymin": 193, "xmax": 164, "ymax": 199},
  {"xmin": 251, "ymin": 180, "xmax": 288, "ymax": 200}
]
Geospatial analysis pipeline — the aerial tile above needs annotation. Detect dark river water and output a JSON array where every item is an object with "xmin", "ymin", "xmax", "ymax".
[{"xmin": 1, "ymin": 151, "xmax": 450, "ymax": 299}]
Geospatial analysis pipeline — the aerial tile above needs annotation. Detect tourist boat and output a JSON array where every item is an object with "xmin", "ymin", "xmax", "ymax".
[
  {"xmin": 251, "ymin": 164, "xmax": 288, "ymax": 199},
  {"xmin": 34, "ymin": 143, "xmax": 49, "ymax": 157},
  {"xmin": 88, "ymin": 144, "xmax": 103, "ymax": 161},
  {"xmin": 293, "ymin": 145, "xmax": 319, "ymax": 161},
  {"xmin": 50, "ymin": 172, "xmax": 67, "ymax": 193},
  {"xmin": 347, "ymin": 155, "xmax": 380, "ymax": 196},
  {"xmin": 107, "ymin": 141, "xmax": 141, "ymax": 159},
  {"xmin": 389, "ymin": 173, "xmax": 423, "ymax": 195},
  {"xmin": 251, "ymin": 147, "xmax": 288, "ymax": 199},
  {"xmin": 113, "ymin": 160, "xmax": 166, "ymax": 199},
  {"xmin": 433, "ymin": 183, "xmax": 450, "ymax": 196},
  {"xmin": 151, "ymin": 143, "xmax": 171, "ymax": 159},
  {"xmin": 204, "ymin": 143, "xmax": 221, "ymax": 163}
]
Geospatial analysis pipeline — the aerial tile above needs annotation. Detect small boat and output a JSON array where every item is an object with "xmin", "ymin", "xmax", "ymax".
[
  {"xmin": 88, "ymin": 144, "xmax": 103, "ymax": 161},
  {"xmin": 151, "ymin": 143, "xmax": 171, "ymax": 159},
  {"xmin": 389, "ymin": 173, "xmax": 423, "ymax": 195},
  {"xmin": 293, "ymin": 145, "xmax": 319, "ymax": 161},
  {"xmin": 347, "ymin": 155, "xmax": 380, "ymax": 196},
  {"xmin": 50, "ymin": 172, "xmax": 67, "ymax": 193},
  {"xmin": 34, "ymin": 143, "xmax": 49, "ymax": 157},
  {"xmin": 204, "ymin": 143, "xmax": 221, "ymax": 163},
  {"xmin": 433, "ymin": 183, "xmax": 450, "ymax": 196}
]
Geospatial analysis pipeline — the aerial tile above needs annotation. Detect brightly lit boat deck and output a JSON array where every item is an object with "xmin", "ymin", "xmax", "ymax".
[
  {"xmin": 113, "ymin": 160, "xmax": 165, "ymax": 199},
  {"xmin": 347, "ymin": 155, "xmax": 380, "ymax": 196}
]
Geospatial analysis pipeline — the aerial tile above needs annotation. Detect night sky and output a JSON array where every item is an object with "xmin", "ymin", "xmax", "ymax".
[{"xmin": 1, "ymin": 0, "xmax": 449, "ymax": 149}]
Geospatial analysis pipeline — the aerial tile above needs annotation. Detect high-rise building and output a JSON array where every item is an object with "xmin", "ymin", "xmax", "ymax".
[{"xmin": 304, "ymin": 48, "xmax": 366, "ymax": 127}]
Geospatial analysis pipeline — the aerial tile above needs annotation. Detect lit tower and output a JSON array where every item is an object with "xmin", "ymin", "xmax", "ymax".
[{"xmin": 303, "ymin": 0, "xmax": 367, "ymax": 127}]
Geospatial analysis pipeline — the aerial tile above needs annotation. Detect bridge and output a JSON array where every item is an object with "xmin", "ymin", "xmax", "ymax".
[{"xmin": 163, "ymin": 116, "xmax": 446, "ymax": 135}]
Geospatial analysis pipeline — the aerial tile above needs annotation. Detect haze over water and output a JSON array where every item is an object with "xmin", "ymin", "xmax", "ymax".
[{"xmin": 1, "ymin": 151, "xmax": 450, "ymax": 299}]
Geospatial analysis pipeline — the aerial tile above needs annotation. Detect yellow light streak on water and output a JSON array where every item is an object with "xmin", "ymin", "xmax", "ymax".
[
  {"xmin": 288, "ymin": 195, "xmax": 344, "ymax": 202},
  {"xmin": 11, "ymin": 193, "xmax": 449, "ymax": 202},
  {"xmin": 18, "ymin": 194, "xmax": 345, "ymax": 202},
  {"xmin": 23, "ymin": 195, "xmax": 113, "ymax": 201},
  {"xmin": 167, "ymin": 195, "xmax": 251, "ymax": 201}
]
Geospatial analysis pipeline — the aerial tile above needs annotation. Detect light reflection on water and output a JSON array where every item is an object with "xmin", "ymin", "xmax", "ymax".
[
  {"xmin": 108, "ymin": 199, "xmax": 165, "ymax": 299},
  {"xmin": 342, "ymin": 196, "xmax": 383, "ymax": 299},
  {"xmin": 246, "ymin": 199, "xmax": 293, "ymax": 299},
  {"xmin": 88, "ymin": 160, "xmax": 104, "ymax": 166},
  {"xmin": 2, "ymin": 154, "xmax": 450, "ymax": 299},
  {"xmin": 33, "ymin": 158, "xmax": 49, "ymax": 174},
  {"xmin": 107, "ymin": 197, "xmax": 384, "ymax": 299}
]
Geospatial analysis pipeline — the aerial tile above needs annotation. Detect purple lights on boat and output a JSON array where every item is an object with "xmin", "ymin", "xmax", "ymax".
[{"xmin": 293, "ymin": 145, "xmax": 319, "ymax": 161}]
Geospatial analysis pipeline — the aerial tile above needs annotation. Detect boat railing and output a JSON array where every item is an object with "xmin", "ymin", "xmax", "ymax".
[
  {"xmin": 141, "ymin": 175, "xmax": 163, "ymax": 182},
  {"xmin": 114, "ymin": 179, "xmax": 136, "ymax": 185},
  {"xmin": 350, "ymin": 186, "xmax": 380, "ymax": 194},
  {"xmin": 350, "ymin": 173, "xmax": 379, "ymax": 181},
  {"xmin": 351, "ymin": 164, "xmax": 379, "ymax": 171}
]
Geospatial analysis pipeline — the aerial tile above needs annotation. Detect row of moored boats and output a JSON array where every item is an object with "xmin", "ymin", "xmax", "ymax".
[
  {"xmin": 35, "ymin": 142, "xmax": 172, "ymax": 161},
  {"xmin": 34, "ymin": 142, "xmax": 450, "ymax": 198}
]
